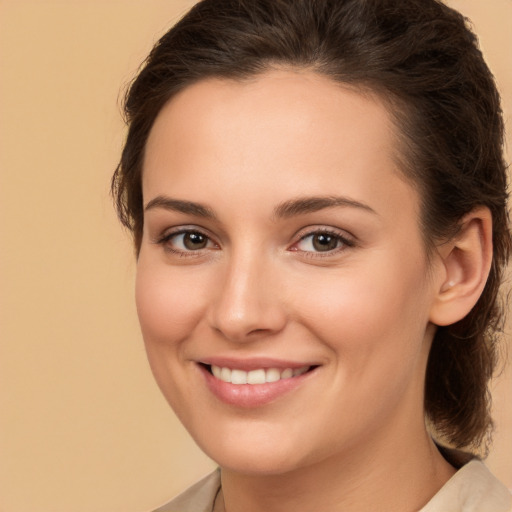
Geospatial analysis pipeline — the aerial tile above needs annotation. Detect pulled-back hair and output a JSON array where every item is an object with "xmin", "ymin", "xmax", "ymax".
[{"xmin": 112, "ymin": 0, "xmax": 511, "ymax": 453}]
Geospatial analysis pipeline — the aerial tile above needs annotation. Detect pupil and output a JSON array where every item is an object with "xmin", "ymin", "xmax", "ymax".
[
  {"xmin": 184, "ymin": 232, "xmax": 207, "ymax": 250},
  {"xmin": 313, "ymin": 233, "xmax": 337, "ymax": 251}
]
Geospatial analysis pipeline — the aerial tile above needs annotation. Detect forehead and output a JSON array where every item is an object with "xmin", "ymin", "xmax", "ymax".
[
  {"xmin": 143, "ymin": 69, "xmax": 418, "ymax": 222},
  {"xmin": 146, "ymin": 69, "xmax": 396, "ymax": 160}
]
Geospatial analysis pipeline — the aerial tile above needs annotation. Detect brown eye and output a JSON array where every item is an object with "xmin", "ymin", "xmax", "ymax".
[
  {"xmin": 293, "ymin": 230, "xmax": 354, "ymax": 254},
  {"xmin": 311, "ymin": 233, "xmax": 339, "ymax": 252},
  {"xmin": 160, "ymin": 230, "xmax": 216, "ymax": 253},
  {"xmin": 183, "ymin": 232, "xmax": 208, "ymax": 250}
]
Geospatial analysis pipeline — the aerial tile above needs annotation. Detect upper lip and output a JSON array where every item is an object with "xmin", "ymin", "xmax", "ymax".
[{"xmin": 198, "ymin": 357, "xmax": 318, "ymax": 371}]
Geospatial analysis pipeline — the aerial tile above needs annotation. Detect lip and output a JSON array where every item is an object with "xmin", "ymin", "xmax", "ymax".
[
  {"xmin": 197, "ymin": 358, "xmax": 318, "ymax": 408},
  {"xmin": 199, "ymin": 356, "xmax": 315, "ymax": 371}
]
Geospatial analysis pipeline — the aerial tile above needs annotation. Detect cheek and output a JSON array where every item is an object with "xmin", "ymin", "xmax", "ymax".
[
  {"xmin": 292, "ymin": 262, "xmax": 432, "ymax": 446},
  {"xmin": 296, "ymin": 254, "xmax": 431, "ymax": 374},
  {"xmin": 134, "ymin": 258, "xmax": 214, "ymax": 414},
  {"xmin": 135, "ymin": 260, "xmax": 207, "ymax": 349}
]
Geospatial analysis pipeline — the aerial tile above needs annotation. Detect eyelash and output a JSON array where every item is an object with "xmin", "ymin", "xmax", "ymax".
[
  {"xmin": 155, "ymin": 227, "xmax": 355, "ymax": 258},
  {"xmin": 156, "ymin": 228, "xmax": 218, "ymax": 257},
  {"xmin": 292, "ymin": 229, "xmax": 355, "ymax": 257}
]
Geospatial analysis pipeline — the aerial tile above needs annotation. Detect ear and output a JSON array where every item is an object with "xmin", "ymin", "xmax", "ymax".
[{"xmin": 429, "ymin": 207, "xmax": 493, "ymax": 327}]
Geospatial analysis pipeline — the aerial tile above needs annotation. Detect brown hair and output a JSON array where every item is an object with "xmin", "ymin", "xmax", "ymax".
[{"xmin": 112, "ymin": 0, "xmax": 511, "ymax": 453}]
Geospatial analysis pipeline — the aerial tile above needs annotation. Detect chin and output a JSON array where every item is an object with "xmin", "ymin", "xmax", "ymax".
[
  {"xmin": 207, "ymin": 447, "xmax": 305, "ymax": 476},
  {"xmin": 189, "ymin": 420, "xmax": 319, "ymax": 476}
]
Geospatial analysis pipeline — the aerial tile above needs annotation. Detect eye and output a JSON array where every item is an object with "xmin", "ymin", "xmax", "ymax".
[
  {"xmin": 292, "ymin": 230, "xmax": 354, "ymax": 254},
  {"xmin": 158, "ymin": 229, "xmax": 218, "ymax": 254}
]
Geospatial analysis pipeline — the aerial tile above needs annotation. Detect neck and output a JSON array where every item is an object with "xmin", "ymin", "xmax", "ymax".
[{"xmin": 220, "ymin": 424, "xmax": 455, "ymax": 512}]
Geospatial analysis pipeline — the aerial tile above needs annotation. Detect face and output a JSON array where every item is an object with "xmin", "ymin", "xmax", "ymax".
[{"xmin": 137, "ymin": 69, "xmax": 441, "ymax": 475}]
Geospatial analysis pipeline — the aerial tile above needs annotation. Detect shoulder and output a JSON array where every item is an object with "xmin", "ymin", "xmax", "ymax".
[
  {"xmin": 420, "ymin": 460, "xmax": 512, "ymax": 512},
  {"xmin": 151, "ymin": 469, "xmax": 221, "ymax": 512},
  {"xmin": 150, "ymin": 461, "xmax": 511, "ymax": 512}
]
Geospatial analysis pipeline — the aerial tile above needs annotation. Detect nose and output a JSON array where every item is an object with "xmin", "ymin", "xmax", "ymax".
[{"xmin": 207, "ymin": 252, "xmax": 287, "ymax": 343}]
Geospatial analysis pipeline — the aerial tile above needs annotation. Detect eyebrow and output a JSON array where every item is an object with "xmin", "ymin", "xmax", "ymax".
[
  {"xmin": 144, "ymin": 196, "xmax": 217, "ymax": 219},
  {"xmin": 273, "ymin": 195, "xmax": 377, "ymax": 219},
  {"xmin": 144, "ymin": 194, "xmax": 377, "ymax": 219}
]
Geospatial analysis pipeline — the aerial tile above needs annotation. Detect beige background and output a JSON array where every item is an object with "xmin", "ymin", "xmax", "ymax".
[{"xmin": 0, "ymin": 1, "xmax": 510, "ymax": 511}]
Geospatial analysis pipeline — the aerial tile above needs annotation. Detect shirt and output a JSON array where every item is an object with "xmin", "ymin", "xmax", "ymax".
[{"xmin": 152, "ymin": 461, "xmax": 512, "ymax": 512}]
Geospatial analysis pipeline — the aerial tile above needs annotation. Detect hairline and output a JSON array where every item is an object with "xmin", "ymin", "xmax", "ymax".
[{"xmin": 137, "ymin": 64, "xmax": 438, "ymax": 259}]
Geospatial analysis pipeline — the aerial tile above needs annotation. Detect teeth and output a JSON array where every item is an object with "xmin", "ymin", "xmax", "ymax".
[
  {"xmin": 293, "ymin": 366, "xmax": 309, "ymax": 376},
  {"xmin": 247, "ymin": 369, "xmax": 266, "ymax": 384},
  {"xmin": 220, "ymin": 367, "xmax": 231, "ymax": 382},
  {"xmin": 266, "ymin": 368, "xmax": 281, "ymax": 382},
  {"xmin": 281, "ymin": 368, "xmax": 293, "ymax": 379},
  {"xmin": 210, "ymin": 365, "xmax": 310, "ymax": 385},
  {"xmin": 231, "ymin": 369, "xmax": 247, "ymax": 384}
]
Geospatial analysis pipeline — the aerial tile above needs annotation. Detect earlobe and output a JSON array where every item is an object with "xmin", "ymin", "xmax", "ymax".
[{"xmin": 429, "ymin": 207, "xmax": 493, "ymax": 327}]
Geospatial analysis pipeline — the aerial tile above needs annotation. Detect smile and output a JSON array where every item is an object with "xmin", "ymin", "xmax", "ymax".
[
  {"xmin": 210, "ymin": 365, "xmax": 310, "ymax": 385},
  {"xmin": 199, "ymin": 361, "xmax": 318, "ymax": 407}
]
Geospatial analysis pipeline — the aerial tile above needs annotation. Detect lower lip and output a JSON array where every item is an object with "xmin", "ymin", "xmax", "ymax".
[{"xmin": 199, "ymin": 365, "xmax": 315, "ymax": 408}]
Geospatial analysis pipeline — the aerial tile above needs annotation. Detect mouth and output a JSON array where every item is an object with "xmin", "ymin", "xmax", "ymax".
[
  {"xmin": 203, "ymin": 364, "xmax": 312, "ymax": 385},
  {"xmin": 198, "ymin": 362, "xmax": 319, "ymax": 408}
]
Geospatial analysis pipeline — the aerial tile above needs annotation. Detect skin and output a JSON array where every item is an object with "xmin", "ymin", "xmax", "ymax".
[{"xmin": 136, "ymin": 69, "xmax": 483, "ymax": 511}]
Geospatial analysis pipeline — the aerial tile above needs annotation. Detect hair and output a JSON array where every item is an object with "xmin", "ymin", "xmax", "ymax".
[{"xmin": 112, "ymin": 0, "xmax": 511, "ymax": 453}]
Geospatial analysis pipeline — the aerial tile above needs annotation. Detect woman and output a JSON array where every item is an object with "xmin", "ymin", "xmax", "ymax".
[{"xmin": 112, "ymin": 0, "xmax": 512, "ymax": 510}]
